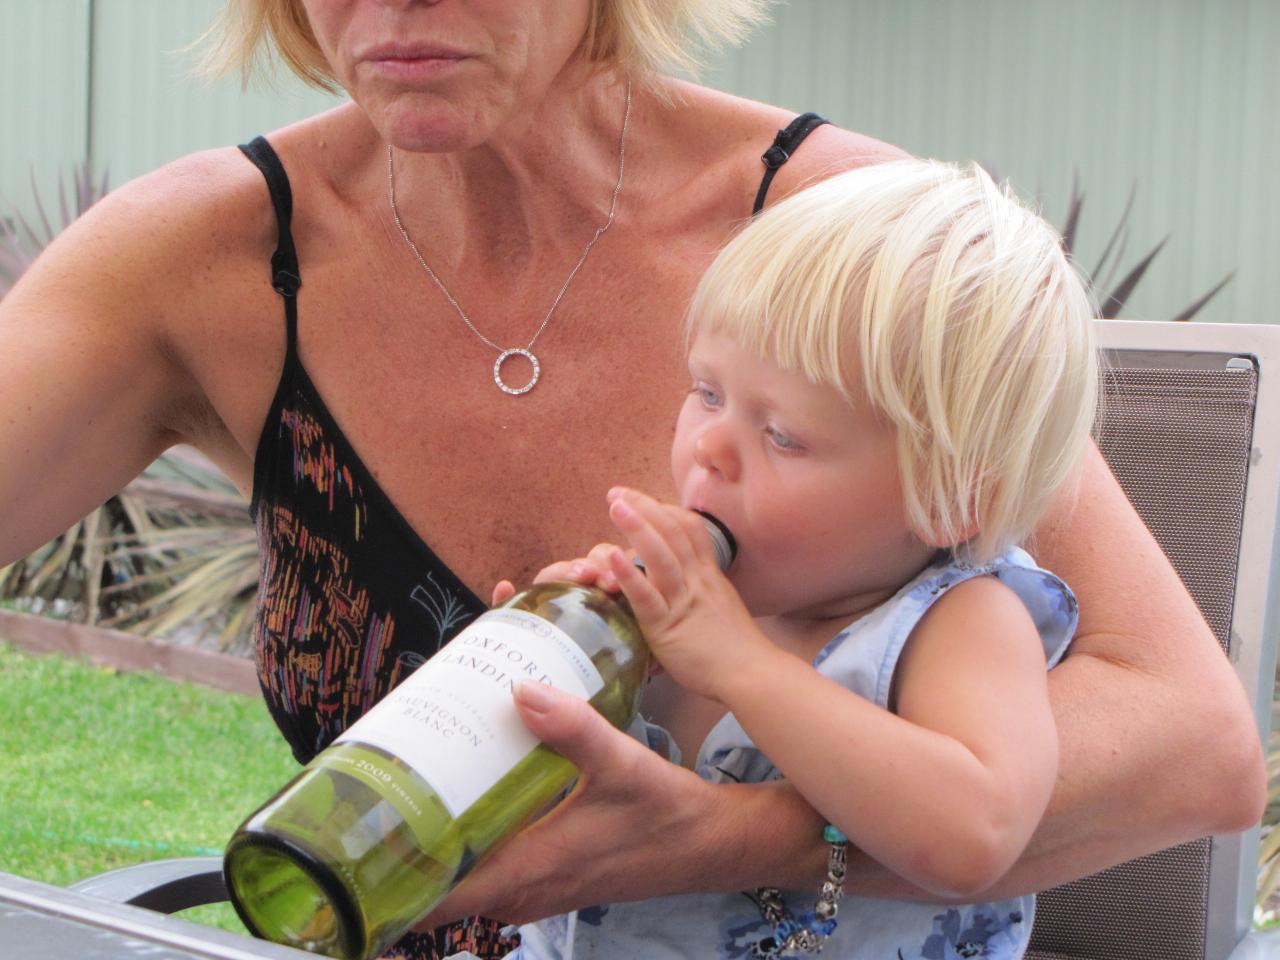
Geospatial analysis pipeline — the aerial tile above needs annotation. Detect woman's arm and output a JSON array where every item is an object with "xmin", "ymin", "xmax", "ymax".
[
  {"xmin": 842, "ymin": 442, "xmax": 1265, "ymax": 896},
  {"xmin": 419, "ymin": 680, "xmax": 833, "ymax": 927},
  {"xmin": 982, "ymin": 443, "xmax": 1267, "ymax": 890},
  {"xmin": 0, "ymin": 199, "xmax": 183, "ymax": 564},
  {"xmin": 0, "ymin": 151, "xmax": 266, "ymax": 566}
]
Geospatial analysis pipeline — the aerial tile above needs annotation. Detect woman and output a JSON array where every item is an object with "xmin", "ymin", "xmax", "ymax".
[{"xmin": 0, "ymin": 1, "xmax": 1263, "ymax": 957}]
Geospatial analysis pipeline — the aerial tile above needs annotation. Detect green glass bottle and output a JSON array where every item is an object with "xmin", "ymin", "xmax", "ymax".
[{"xmin": 223, "ymin": 516, "xmax": 735, "ymax": 960}]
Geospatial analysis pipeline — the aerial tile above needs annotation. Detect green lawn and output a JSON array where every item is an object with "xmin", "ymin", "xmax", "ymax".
[{"xmin": 0, "ymin": 640, "xmax": 298, "ymax": 934}]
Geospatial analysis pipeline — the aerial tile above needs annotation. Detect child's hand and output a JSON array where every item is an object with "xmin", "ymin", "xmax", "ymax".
[{"xmin": 604, "ymin": 486, "xmax": 770, "ymax": 702}]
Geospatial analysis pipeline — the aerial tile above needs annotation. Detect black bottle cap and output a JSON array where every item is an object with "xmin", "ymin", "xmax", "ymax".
[{"xmin": 694, "ymin": 511, "xmax": 738, "ymax": 571}]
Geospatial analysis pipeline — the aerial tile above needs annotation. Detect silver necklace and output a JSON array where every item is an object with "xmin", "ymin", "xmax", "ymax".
[{"xmin": 387, "ymin": 81, "xmax": 632, "ymax": 396}]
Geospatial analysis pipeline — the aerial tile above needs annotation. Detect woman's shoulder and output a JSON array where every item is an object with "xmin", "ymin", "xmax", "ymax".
[
  {"xmin": 52, "ymin": 132, "xmax": 339, "ymax": 452},
  {"xmin": 0, "ymin": 142, "xmax": 288, "ymax": 492},
  {"xmin": 89, "ymin": 100, "xmax": 363, "ymax": 258},
  {"xmin": 59, "ymin": 101, "xmax": 375, "ymax": 313},
  {"xmin": 59, "ymin": 143, "xmax": 278, "ymax": 288},
  {"xmin": 660, "ymin": 80, "xmax": 911, "ymax": 212},
  {"xmin": 745, "ymin": 105, "xmax": 913, "ymax": 208},
  {"xmin": 39, "ymin": 145, "xmax": 283, "ymax": 381}
]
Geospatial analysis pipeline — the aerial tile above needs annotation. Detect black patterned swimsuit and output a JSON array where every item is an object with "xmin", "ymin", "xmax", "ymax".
[{"xmin": 238, "ymin": 112, "xmax": 827, "ymax": 960}]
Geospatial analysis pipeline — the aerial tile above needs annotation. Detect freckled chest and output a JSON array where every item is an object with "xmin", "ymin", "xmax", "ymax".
[{"xmin": 288, "ymin": 230, "xmax": 721, "ymax": 593}]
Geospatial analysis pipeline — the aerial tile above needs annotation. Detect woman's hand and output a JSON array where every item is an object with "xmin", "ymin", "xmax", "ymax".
[
  {"xmin": 413, "ymin": 680, "xmax": 807, "ymax": 927},
  {"xmin": 489, "ymin": 542, "xmax": 633, "ymax": 606}
]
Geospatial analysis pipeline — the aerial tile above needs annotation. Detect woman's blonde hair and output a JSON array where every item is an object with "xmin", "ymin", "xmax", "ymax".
[
  {"xmin": 200, "ymin": 0, "xmax": 771, "ymax": 91},
  {"xmin": 688, "ymin": 160, "xmax": 1099, "ymax": 563}
]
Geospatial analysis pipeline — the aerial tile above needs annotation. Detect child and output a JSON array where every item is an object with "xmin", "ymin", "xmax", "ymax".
[{"xmin": 488, "ymin": 158, "xmax": 1097, "ymax": 960}]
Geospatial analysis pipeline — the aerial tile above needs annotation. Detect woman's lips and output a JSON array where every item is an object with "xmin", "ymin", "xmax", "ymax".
[
  {"xmin": 361, "ymin": 43, "xmax": 470, "ymax": 78},
  {"xmin": 368, "ymin": 56, "xmax": 467, "ymax": 78}
]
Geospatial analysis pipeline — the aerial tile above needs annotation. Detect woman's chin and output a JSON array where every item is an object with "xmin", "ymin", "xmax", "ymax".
[
  {"xmin": 355, "ymin": 83, "xmax": 505, "ymax": 154},
  {"xmin": 388, "ymin": 113, "xmax": 488, "ymax": 153}
]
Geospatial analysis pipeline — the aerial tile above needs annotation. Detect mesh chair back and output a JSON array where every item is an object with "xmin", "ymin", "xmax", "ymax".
[{"xmin": 1027, "ymin": 358, "xmax": 1260, "ymax": 960}]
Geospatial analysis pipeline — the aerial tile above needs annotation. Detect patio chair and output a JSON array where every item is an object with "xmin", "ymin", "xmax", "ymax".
[
  {"xmin": 71, "ymin": 319, "xmax": 1280, "ymax": 960},
  {"xmin": 1024, "ymin": 319, "xmax": 1280, "ymax": 960}
]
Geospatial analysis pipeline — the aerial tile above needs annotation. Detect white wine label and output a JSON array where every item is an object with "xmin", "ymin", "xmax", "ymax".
[{"xmin": 336, "ymin": 609, "xmax": 605, "ymax": 817}]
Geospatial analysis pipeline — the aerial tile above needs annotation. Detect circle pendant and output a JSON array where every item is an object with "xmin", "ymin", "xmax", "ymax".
[{"xmin": 493, "ymin": 348, "xmax": 541, "ymax": 396}]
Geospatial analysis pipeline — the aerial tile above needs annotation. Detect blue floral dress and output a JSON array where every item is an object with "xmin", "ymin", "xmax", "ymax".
[{"xmin": 454, "ymin": 547, "xmax": 1077, "ymax": 960}]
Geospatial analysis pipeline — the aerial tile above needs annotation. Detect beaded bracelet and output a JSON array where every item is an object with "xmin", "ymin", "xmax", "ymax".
[{"xmin": 749, "ymin": 824, "xmax": 849, "ymax": 957}]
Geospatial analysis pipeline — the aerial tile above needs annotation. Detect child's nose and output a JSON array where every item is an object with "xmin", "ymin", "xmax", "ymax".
[{"xmin": 692, "ymin": 421, "xmax": 741, "ymax": 481}]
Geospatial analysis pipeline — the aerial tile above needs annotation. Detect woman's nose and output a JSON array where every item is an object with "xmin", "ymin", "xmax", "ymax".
[{"xmin": 692, "ymin": 422, "xmax": 741, "ymax": 481}]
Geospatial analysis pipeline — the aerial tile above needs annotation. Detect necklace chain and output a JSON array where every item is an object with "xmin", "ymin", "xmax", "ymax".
[{"xmin": 387, "ymin": 81, "xmax": 632, "ymax": 395}]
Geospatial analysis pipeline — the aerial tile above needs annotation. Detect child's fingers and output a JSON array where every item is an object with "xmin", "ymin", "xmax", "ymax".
[
  {"xmin": 491, "ymin": 580, "xmax": 517, "ymax": 606},
  {"xmin": 607, "ymin": 546, "xmax": 670, "ymax": 625},
  {"xmin": 611, "ymin": 490, "xmax": 704, "ymax": 557},
  {"xmin": 608, "ymin": 496, "xmax": 692, "ymax": 602},
  {"xmin": 609, "ymin": 487, "xmax": 717, "ymax": 566}
]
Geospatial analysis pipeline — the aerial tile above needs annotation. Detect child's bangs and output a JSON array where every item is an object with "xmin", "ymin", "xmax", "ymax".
[{"xmin": 687, "ymin": 218, "xmax": 857, "ymax": 395}]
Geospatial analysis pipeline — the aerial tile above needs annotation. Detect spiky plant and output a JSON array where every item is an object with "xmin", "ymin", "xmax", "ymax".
[
  {"xmin": 0, "ymin": 447, "xmax": 258, "ymax": 654},
  {"xmin": 1057, "ymin": 172, "xmax": 1234, "ymax": 321}
]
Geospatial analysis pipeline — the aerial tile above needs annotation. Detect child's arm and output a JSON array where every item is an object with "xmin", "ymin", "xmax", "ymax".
[
  {"xmin": 604, "ymin": 488, "xmax": 1058, "ymax": 900},
  {"xmin": 720, "ymin": 576, "xmax": 1057, "ymax": 900}
]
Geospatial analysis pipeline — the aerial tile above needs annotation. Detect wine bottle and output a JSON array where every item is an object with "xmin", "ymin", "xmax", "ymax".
[{"xmin": 223, "ymin": 514, "xmax": 736, "ymax": 960}]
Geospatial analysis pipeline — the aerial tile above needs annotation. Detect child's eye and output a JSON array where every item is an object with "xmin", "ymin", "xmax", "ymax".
[
  {"xmin": 691, "ymin": 383, "xmax": 722, "ymax": 408},
  {"xmin": 766, "ymin": 425, "xmax": 802, "ymax": 452}
]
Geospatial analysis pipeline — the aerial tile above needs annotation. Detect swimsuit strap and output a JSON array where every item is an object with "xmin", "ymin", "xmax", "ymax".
[
  {"xmin": 238, "ymin": 135, "xmax": 302, "ymax": 351},
  {"xmin": 752, "ymin": 112, "xmax": 830, "ymax": 216}
]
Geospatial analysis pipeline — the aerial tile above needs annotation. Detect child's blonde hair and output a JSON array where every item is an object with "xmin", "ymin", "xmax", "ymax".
[{"xmin": 688, "ymin": 159, "xmax": 1098, "ymax": 562}]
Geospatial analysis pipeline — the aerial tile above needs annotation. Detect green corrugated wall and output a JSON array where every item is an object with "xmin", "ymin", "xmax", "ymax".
[{"xmin": 2, "ymin": 0, "xmax": 1275, "ymax": 324}]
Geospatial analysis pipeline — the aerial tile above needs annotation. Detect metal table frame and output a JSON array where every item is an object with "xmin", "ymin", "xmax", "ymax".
[{"xmin": 0, "ymin": 869, "xmax": 310, "ymax": 960}]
